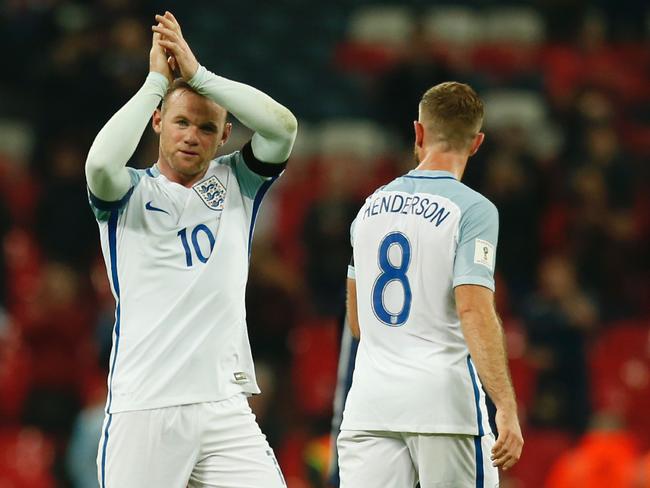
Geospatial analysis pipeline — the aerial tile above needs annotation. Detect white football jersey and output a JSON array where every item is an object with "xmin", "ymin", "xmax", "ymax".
[
  {"xmin": 341, "ymin": 169, "xmax": 498, "ymax": 436},
  {"xmin": 89, "ymin": 144, "xmax": 282, "ymax": 414}
]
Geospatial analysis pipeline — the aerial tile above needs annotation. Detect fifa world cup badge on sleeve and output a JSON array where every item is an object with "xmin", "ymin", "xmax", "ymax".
[
  {"xmin": 194, "ymin": 175, "xmax": 227, "ymax": 211},
  {"xmin": 473, "ymin": 238, "xmax": 495, "ymax": 270}
]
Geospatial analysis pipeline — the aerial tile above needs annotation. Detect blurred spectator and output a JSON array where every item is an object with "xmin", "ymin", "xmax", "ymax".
[
  {"xmin": 543, "ymin": 10, "xmax": 648, "ymax": 110},
  {"xmin": 66, "ymin": 374, "xmax": 106, "ymax": 488},
  {"xmin": 100, "ymin": 16, "xmax": 150, "ymax": 102},
  {"xmin": 248, "ymin": 360, "xmax": 286, "ymax": 451},
  {"xmin": 372, "ymin": 23, "xmax": 456, "ymax": 145},
  {"xmin": 302, "ymin": 157, "xmax": 362, "ymax": 316},
  {"xmin": 35, "ymin": 138, "xmax": 98, "ymax": 269},
  {"xmin": 523, "ymin": 254, "xmax": 597, "ymax": 433},
  {"xmin": 565, "ymin": 120, "xmax": 640, "ymax": 317},
  {"xmin": 19, "ymin": 262, "xmax": 96, "ymax": 484},
  {"xmin": 545, "ymin": 413, "xmax": 639, "ymax": 488},
  {"xmin": 0, "ymin": 427, "xmax": 56, "ymax": 487},
  {"xmin": 637, "ymin": 450, "xmax": 650, "ymax": 488},
  {"xmin": 480, "ymin": 126, "xmax": 546, "ymax": 298},
  {"xmin": 247, "ymin": 241, "xmax": 301, "ymax": 366},
  {"xmin": 89, "ymin": 257, "xmax": 118, "ymax": 369}
]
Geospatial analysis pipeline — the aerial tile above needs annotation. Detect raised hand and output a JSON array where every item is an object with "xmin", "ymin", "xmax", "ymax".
[
  {"xmin": 149, "ymin": 31, "xmax": 173, "ymax": 83},
  {"xmin": 152, "ymin": 11, "xmax": 199, "ymax": 81}
]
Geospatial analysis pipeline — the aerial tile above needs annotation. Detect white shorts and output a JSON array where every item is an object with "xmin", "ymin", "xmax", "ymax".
[
  {"xmin": 97, "ymin": 394, "xmax": 286, "ymax": 488},
  {"xmin": 337, "ymin": 430, "xmax": 498, "ymax": 488}
]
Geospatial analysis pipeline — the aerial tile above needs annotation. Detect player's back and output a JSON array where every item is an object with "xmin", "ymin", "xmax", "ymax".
[{"xmin": 341, "ymin": 169, "xmax": 497, "ymax": 436}]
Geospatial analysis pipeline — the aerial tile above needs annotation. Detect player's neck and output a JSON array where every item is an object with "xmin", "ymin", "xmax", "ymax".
[
  {"xmin": 415, "ymin": 150, "xmax": 468, "ymax": 180},
  {"xmin": 156, "ymin": 159, "xmax": 209, "ymax": 188}
]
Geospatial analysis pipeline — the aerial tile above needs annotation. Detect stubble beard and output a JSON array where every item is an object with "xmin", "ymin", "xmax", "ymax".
[{"xmin": 161, "ymin": 148, "xmax": 208, "ymax": 179}]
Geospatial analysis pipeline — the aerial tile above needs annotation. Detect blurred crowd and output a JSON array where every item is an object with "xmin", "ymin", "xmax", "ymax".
[{"xmin": 0, "ymin": 0, "xmax": 649, "ymax": 487}]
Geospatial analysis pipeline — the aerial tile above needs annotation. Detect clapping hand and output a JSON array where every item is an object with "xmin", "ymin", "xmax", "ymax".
[
  {"xmin": 152, "ymin": 11, "xmax": 199, "ymax": 81},
  {"xmin": 149, "ymin": 29, "xmax": 173, "ymax": 83}
]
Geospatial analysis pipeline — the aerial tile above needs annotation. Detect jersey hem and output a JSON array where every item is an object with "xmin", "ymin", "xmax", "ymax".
[
  {"xmin": 340, "ymin": 422, "xmax": 486, "ymax": 436},
  {"xmin": 107, "ymin": 390, "xmax": 261, "ymax": 414}
]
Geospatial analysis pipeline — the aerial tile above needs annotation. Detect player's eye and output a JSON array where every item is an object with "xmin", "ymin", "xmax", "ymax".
[
  {"xmin": 201, "ymin": 126, "xmax": 217, "ymax": 133},
  {"xmin": 176, "ymin": 119, "xmax": 189, "ymax": 127}
]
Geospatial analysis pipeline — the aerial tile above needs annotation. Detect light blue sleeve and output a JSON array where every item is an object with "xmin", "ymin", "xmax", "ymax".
[
  {"xmin": 453, "ymin": 199, "xmax": 499, "ymax": 291},
  {"xmin": 217, "ymin": 149, "xmax": 283, "ymax": 200},
  {"xmin": 348, "ymin": 218, "xmax": 357, "ymax": 279},
  {"xmin": 88, "ymin": 167, "xmax": 144, "ymax": 222}
]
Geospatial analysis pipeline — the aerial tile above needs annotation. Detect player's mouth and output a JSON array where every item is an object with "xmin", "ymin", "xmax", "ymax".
[{"xmin": 179, "ymin": 149, "xmax": 199, "ymax": 157}]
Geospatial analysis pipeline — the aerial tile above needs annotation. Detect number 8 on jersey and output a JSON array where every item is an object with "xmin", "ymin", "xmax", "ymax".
[{"xmin": 371, "ymin": 232, "xmax": 412, "ymax": 327}]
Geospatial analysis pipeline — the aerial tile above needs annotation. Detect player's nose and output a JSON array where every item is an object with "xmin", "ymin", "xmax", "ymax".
[{"xmin": 183, "ymin": 126, "xmax": 199, "ymax": 145}]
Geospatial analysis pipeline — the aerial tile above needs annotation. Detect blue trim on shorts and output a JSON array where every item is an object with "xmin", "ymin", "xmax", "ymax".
[
  {"xmin": 474, "ymin": 435, "xmax": 484, "ymax": 488},
  {"xmin": 467, "ymin": 355, "xmax": 485, "ymax": 487},
  {"xmin": 101, "ymin": 211, "xmax": 122, "ymax": 487}
]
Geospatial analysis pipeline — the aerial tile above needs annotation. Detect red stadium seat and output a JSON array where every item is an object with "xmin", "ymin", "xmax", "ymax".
[
  {"xmin": 290, "ymin": 319, "xmax": 339, "ymax": 418},
  {"xmin": 0, "ymin": 427, "xmax": 55, "ymax": 488},
  {"xmin": 590, "ymin": 321, "xmax": 650, "ymax": 449},
  {"xmin": 503, "ymin": 319, "xmax": 537, "ymax": 414}
]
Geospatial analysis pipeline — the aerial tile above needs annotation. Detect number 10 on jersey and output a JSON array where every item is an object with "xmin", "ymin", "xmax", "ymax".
[
  {"xmin": 371, "ymin": 232, "xmax": 412, "ymax": 327},
  {"xmin": 177, "ymin": 225, "xmax": 215, "ymax": 267}
]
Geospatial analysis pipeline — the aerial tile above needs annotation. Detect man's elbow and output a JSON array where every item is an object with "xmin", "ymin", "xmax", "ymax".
[
  {"xmin": 282, "ymin": 111, "xmax": 298, "ymax": 139},
  {"xmin": 85, "ymin": 154, "xmax": 110, "ymax": 186},
  {"xmin": 457, "ymin": 307, "xmax": 479, "ymax": 325},
  {"xmin": 349, "ymin": 322, "xmax": 360, "ymax": 340}
]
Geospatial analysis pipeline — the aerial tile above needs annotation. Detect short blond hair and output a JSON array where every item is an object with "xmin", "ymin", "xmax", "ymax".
[
  {"xmin": 419, "ymin": 82, "xmax": 484, "ymax": 151},
  {"xmin": 161, "ymin": 78, "xmax": 228, "ymax": 123}
]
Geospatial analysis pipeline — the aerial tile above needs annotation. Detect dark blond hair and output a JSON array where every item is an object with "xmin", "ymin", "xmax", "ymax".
[
  {"xmin": 419, "ymin": 82, "xmax": 484, "ymax": 151},
  {"xmin": 161, "ymin": 78, "xmax": 228, "ymax": 123},
  {"xmin": 161, "ymin": 78, "xmax": 200, "ymax": 111}
]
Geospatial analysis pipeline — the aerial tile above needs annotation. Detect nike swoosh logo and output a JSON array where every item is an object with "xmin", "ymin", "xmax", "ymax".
[{"xmin": 145, "ymin": 201, "xmax": 170, "ymax": 215}]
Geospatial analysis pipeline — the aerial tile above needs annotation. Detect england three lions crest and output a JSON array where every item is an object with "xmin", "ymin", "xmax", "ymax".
[{"xmin": 193, "ymin": 175, "xmax": 226, "ymax": 211}]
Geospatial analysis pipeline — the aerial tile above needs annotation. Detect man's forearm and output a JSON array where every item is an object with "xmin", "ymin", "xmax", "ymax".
[
  {"xmin": 346, "ymin": 278, "xmax": 360, "ymax": 339},
  {"xmin": 189, "ymin": 66, "xmax": 297, "ymax": 163},
  {"xmin": 86, "ymin": 72, "xmax": 169, "ymax": 201},
  {"xmin": 460, "ymin": 308, "xmax": 516, "ymax": 411}
]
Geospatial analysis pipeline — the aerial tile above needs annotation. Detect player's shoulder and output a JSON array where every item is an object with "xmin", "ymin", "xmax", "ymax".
[
  {"xmin": 455, "ymin": 181, "xmax": 497, "ymax": 215},
  {"xmin": 212, "ymin": 150, "xmax": 243, "ymax": 170}
]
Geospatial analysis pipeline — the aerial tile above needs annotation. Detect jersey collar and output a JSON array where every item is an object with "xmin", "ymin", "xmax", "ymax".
[
  {"xmin": 145, "ymin": 163, "xmax": 161, "ymax": 178},
  {"xmin": 405, "ymin": 169, "xmax": 457, "ymax": 180}
]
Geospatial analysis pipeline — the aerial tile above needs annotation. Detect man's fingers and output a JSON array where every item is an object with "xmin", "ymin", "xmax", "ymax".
[
  {"xmin": 492, "ymin": 451, "xmax": 519, "ymax": 469},
  {"xmin": 491, "ymin": 453, "xmax": 510, "ymax": 468},
  {"xmin": 491, "ymin": 432, "xmax": 522, "ymax": 468},
  {"xmin": 155, "ymin": 14, "xmax": 181, "ymax": 36},
  {"xmin": 167, "ymin": 55, "xmax": 178, "ymax": 72},
  {"xmin": 152, "ymin": 25, "xmax": 180, "ymax": 41},
  {"xmin": 158, "ymin": 39, "xmax": 180, "ymax": 55},
  {"xmin": 153, "ymin": 31, "xmax": 164, "ymax": 43},
  {"xmin": 500, "ymin": 457, "xmax": 516, "ymax": 471},
  {"xmin": 491, "ymin": 435, "xmax": 507, "ymax": 458},
  {"xmin": 164, "ymin": 11, "xmax": 182, "ymax": 33}
]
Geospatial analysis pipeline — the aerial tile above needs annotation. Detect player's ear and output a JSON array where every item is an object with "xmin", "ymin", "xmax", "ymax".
[
  {"xmin": 469, "ymin": 132, "xmax": 485, "ymax": 156},
  {"xmin": 152, "ymin": 108, "xmax": 163, "ymax": 134},
  {"xmin": 218, "ymin": 122, "xmax": 232, "ymax": 147},
  {"xmin": 414, "ymin": 121, "xmax": 425, "ymax": 148}
]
